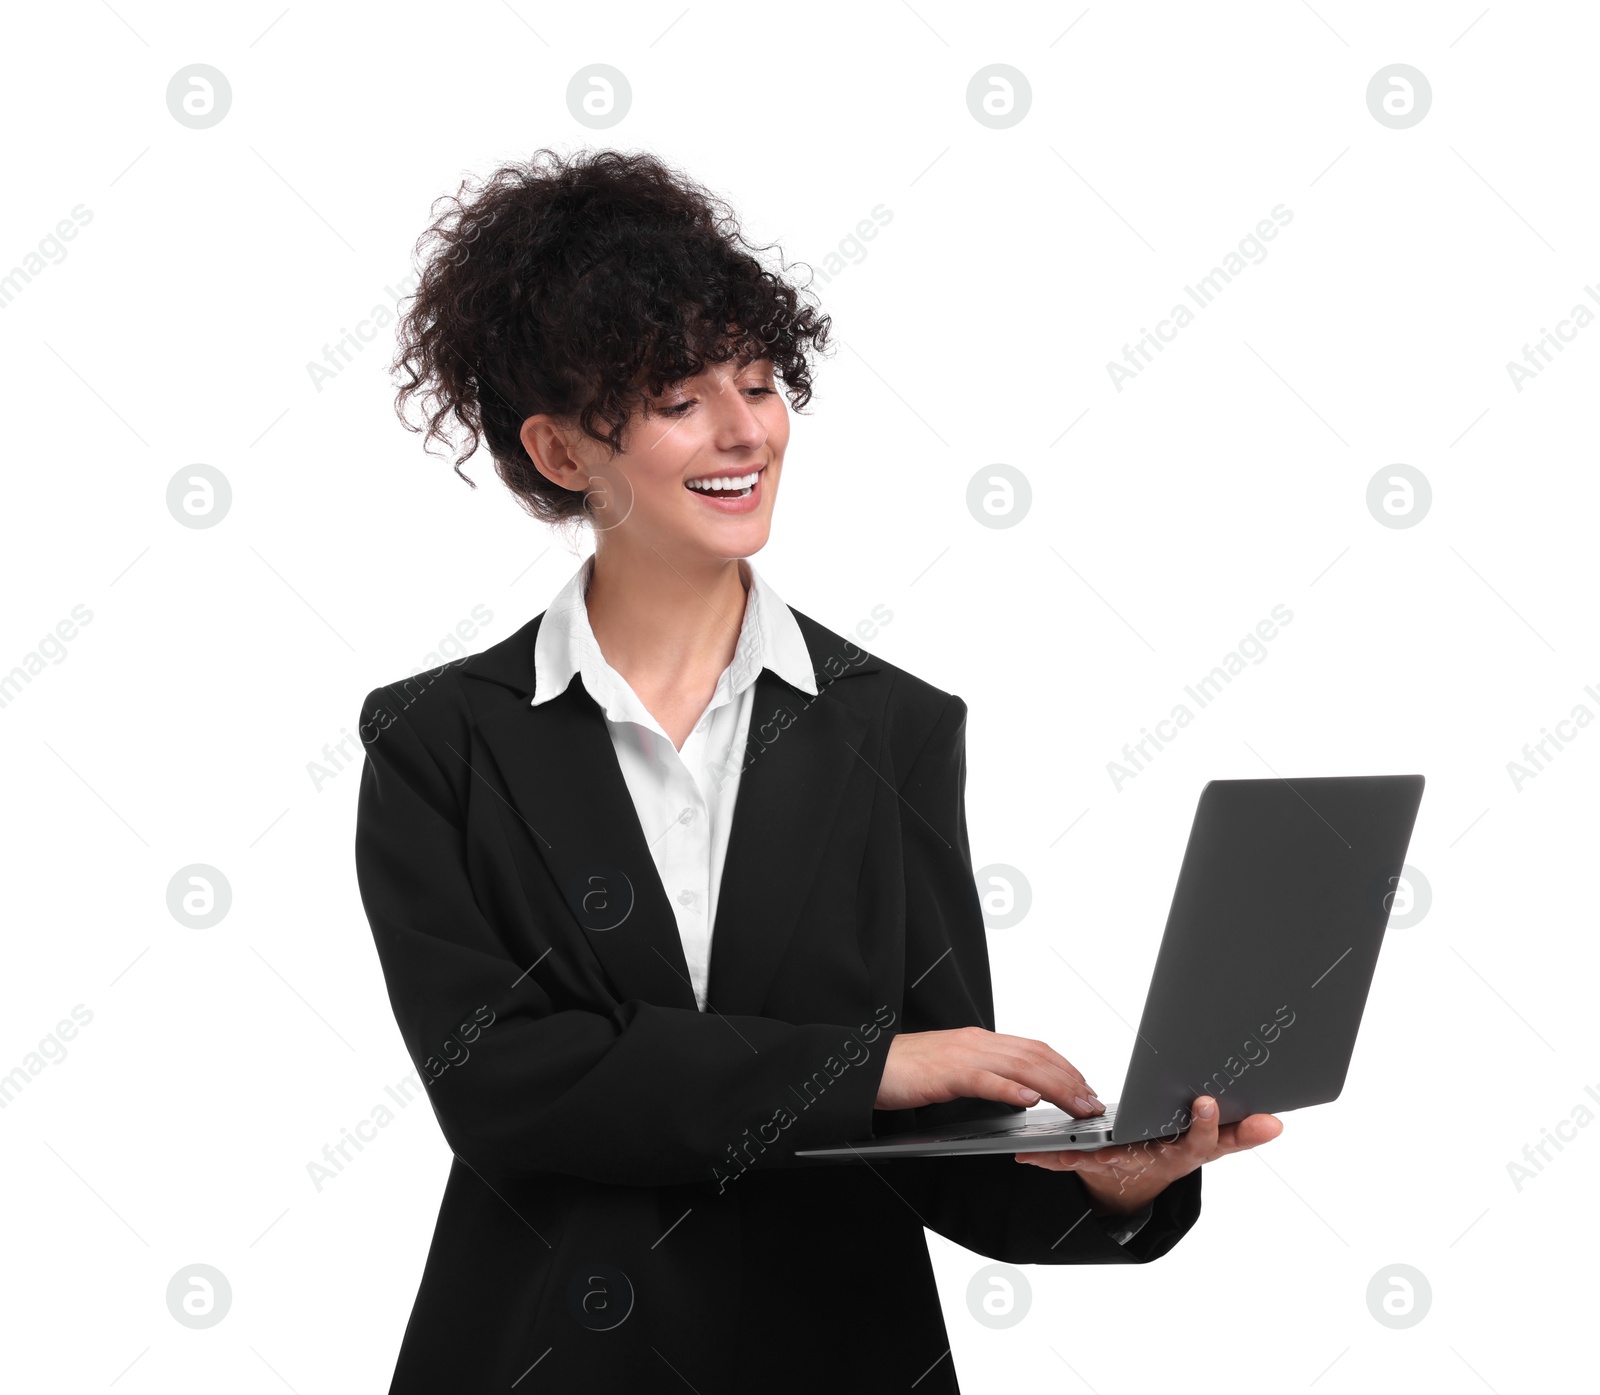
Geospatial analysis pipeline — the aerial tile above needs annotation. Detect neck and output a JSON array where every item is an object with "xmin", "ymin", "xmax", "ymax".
[{"xmin": 583, "ymin": 538, "xmax": 750, "ymax": 691}]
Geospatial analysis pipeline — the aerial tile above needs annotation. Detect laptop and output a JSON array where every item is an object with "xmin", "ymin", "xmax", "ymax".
[{"xmin": 796, "ymin": 774, "xmax": 1425, "ymax": 1159}]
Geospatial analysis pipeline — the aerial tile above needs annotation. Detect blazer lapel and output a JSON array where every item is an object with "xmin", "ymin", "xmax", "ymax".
[
  {"xmin": 459, "ymin": 606, "xmax": 876, "ymax": 1017},
  {"xmin": 463, "ymin": 625, "xmax": 699, "ymax": 1011}
]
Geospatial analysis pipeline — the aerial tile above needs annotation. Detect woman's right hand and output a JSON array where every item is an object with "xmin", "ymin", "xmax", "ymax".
[{"xmin": 874, "ymin": 1026, "xmax": 1106, "ymax": 1116}]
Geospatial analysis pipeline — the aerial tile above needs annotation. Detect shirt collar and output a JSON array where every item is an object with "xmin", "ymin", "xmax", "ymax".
[{"xmin": 532, "ymin": 554, "xmax": 820, "ymax": 720}]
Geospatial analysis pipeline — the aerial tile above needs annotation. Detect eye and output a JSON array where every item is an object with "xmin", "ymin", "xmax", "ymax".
[{"xmin": 654, "ymin": 383, "xmax": 772, "ymax": 415}]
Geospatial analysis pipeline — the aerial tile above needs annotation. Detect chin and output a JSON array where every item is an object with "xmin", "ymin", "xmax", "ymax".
[{"xmin": 692, "ymin": 516, "xmax": 771, "ymax": 551}]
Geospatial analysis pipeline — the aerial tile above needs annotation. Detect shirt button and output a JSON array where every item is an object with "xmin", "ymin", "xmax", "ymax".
[
  {"xmin": 678, "ymin": 807, "xmax": 696, "ymax": 824},
  {"xmin": 678, "ymin": 889, "xmax": 696, "ymax": 906}
]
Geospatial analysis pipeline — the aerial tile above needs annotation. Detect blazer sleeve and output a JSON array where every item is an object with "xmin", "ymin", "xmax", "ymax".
[
  {"xmin": 873, "ymin": 692, "xmax": 1203, "ymax": 1265},
  {"xmin": 352, "ymin": 683, "xmax": 885, "ymax": 1191}
]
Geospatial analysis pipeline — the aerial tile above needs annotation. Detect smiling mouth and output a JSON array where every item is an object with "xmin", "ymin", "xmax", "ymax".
[{"xmin": 684, "ymin": 465, "xmax": 765, "ymax": 500}]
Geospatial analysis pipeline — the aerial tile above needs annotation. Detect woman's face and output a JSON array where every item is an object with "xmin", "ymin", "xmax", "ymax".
[{"xmin": 574, "ymin": 357, "xmax": 789, "ymax": 563}]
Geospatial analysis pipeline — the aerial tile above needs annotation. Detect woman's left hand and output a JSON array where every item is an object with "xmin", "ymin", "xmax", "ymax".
[{"xmin": 1014, "ymin": 1095, "xmax": 1283, "ymax": 1215}]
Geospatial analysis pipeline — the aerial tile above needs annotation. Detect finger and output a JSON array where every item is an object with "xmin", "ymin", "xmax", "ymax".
[
  {"xmin": 1073, "ymin": 1140, "xmax": 1126, "ymax": 1167},
  {"xmin": 1182, "ymin": 1096, "xmax": 1221, "ymax": 1159},
  {"xmin": 1014, "ymin": 1149, "xmax": 1090, "ymax": 1171},
  {"xmin": 960, "ymin": 1067, "xmax": 1055, "ymax": 1109},
  {"xmin": 1026, "ymin": 1142, "xmax": 1137, "ymax": 1193},
  {"xmin": 990, "ymin": 1055, "xmax": 1105, "ymax": 1117},
  {"xmin": 959, "ymin": 1040, "xmax": 1097, "ymax": 1115},
  {"xmin": 979, "ymin": 1033, "xmax": 1101, "ymax": 1102},
  {"xmin": 1084, "ymin": 1143, "xmax": 1152, "ymax": 1177},
  {"xmin": 1212, "ymin": 1113, "xmax": 1284, "ymax": 1156},
  {"xmin": 972, "ymin": 1036, "xmax": 1100, "ymax": 1113},
  {"xmin": 999, "ymin": 1036, "xmax": 1102, "ymax": 1101}
]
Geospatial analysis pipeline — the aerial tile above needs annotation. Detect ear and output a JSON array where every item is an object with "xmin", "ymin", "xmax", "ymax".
[{"xmin": 519, "ymin": 414, "xmax": 587, "ymax": 492}]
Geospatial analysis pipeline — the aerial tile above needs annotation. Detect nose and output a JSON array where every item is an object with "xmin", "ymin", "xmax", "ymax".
[{"xmin": 708, "ymin": 375, "xmax": 768, "ymax": 453}]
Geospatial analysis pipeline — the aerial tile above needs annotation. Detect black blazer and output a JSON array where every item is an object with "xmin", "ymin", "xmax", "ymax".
[{"xmin": 353, "ymin": 600, "xmax": 1202, "ymax": 1394}]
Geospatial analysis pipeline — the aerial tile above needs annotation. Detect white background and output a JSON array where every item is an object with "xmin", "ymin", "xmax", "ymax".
[{"xmin": 2, "ymin": 1, "xmax": 1596, "ymax": 1391}]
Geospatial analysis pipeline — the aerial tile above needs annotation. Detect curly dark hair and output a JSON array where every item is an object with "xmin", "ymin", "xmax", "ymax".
[{"xmin": 389, "ymin": 147, "xmax": 832, "ymax": 526}]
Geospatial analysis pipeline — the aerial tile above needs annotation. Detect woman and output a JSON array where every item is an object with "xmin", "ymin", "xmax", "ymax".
[{"xmin": 355, "ymin": 148, "xmax": 1281, "ymax": 1393}]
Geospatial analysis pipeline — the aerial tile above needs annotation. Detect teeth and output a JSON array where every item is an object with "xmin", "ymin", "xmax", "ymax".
[{"xmin": 687, "ymin": 471, "xmax": 760, "ymax": 492}]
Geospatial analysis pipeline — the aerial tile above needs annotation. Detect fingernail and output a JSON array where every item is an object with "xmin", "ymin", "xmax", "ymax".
[
  {"xmin": 1197, "ymin": 1098, "xmax": 1216, "ymax": 1119},
  {"xmin": 1019, "ymin": 1087, "xmax": 1041, "ymax": 1104},
  {"xmin": 1073, "ymin": 1095, "xmax": 1096, "ymax": 1114}
]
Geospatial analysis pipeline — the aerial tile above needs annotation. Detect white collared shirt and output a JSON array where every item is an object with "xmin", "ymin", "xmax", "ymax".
[{"xmin": 532, "ymin": 553, "xmax": 819, "ymax": 1011}]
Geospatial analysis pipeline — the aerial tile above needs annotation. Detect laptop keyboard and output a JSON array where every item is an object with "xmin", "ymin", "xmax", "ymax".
[{"xmin": 940, "ymin": 1109, "xmax": 1116, "ymax": 1142}]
